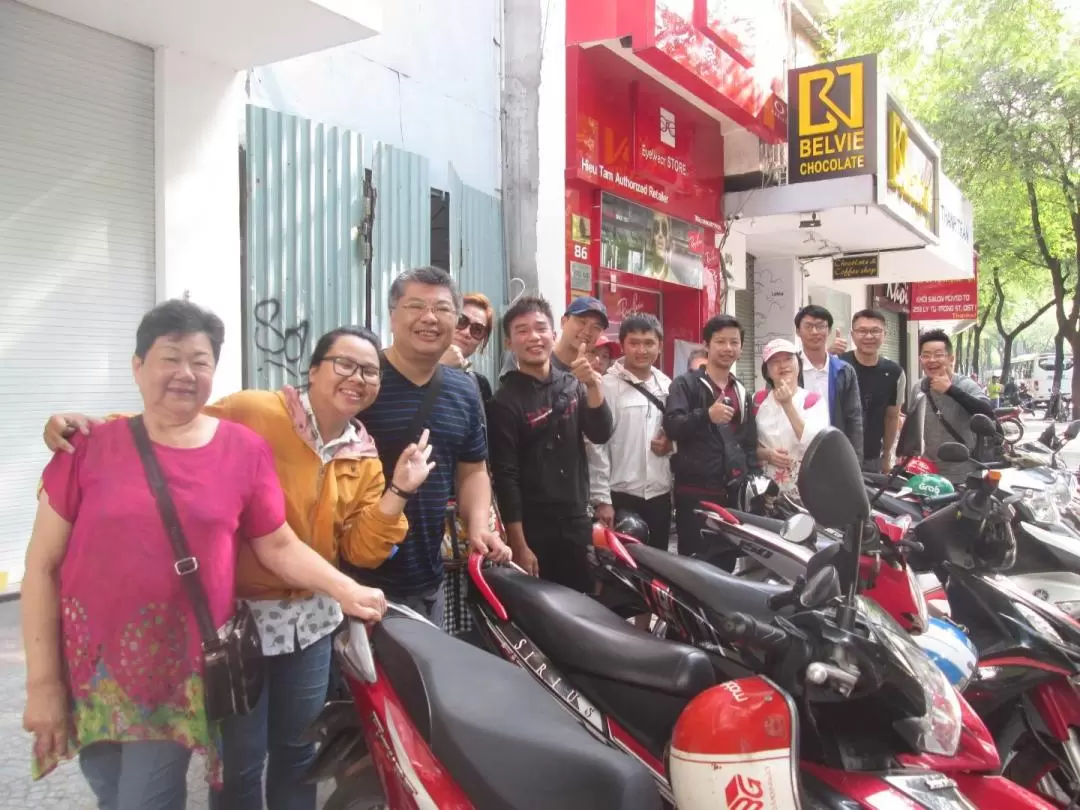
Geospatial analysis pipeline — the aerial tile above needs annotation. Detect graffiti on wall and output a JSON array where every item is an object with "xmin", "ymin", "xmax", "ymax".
[{"xmin": 253, "ymin": 298, "xmax": 310, "ymax": 380}]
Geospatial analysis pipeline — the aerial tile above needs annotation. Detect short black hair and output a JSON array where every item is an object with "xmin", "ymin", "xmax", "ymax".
[
  {"xmin": 502, "ymin": 295, "xmax": 554, "ymax": 338},
  {"xmin": 135, "ymin": 299, "xmax": 225, "ymax": 362},
  {"xmin": 795, "ymin": 304, "xmax": 834, "ymax": 330},
  {"xmin": 918, "ymin": 328, "xmax": 953, "ymax": 354},
  {"xmin": 619, "ymin": 313, "xmax": 663, "ymax": 343},
  {"xmin": 389, "ymin": 266, "xmax": 462, "ymax": 311},
  {"xmin": 703, "ymin": 314, "xmax": 744, "ymax": 344},
  {"xmin": 309, "ymin": 326, "xmax": 381, "ymax": 370},
  {"xmin": 852, "ymin": 309, "xmax": 886, "ymax": 326}
]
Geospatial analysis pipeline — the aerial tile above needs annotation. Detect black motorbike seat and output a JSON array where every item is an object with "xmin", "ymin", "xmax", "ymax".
[
  {"xmin": 484, "ymin": 566, "xmax": 714, "ymax": 698},
  {"xmin": 871, "ymin": 488, "xmax": 925, "ymax": 520},
  {"xmin": 372, "ymin": 614, "xmax": 662, "ymax": 810},
  {"xmin": 726, "ymin": 508, "xmax": 818, "ymax": 546},
  {"xmin": 625, "ymin": 543, "xmax": 790, "ymax": 622}
]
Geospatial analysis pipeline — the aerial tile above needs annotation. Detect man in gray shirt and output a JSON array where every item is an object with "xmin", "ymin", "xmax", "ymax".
[{"xmin": 913, "ymin": 328, "xmax": 995, "ymax": 483}]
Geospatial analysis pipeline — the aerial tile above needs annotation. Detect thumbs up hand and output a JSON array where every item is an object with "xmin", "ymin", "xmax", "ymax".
[
  {"xmin": 570, "ymin": 341, "xmax": 601, "ymax": 389},
  {"xmin": 829, "ymin": 328, "xmax": 849, "ymax": 355}
]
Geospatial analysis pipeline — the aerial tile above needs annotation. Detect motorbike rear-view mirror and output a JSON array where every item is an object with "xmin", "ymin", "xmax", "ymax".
[
  {"xmin": 340, "ymin": 618, "xmax": 377, "ymax": 684},
  {"xmin": 1066, "ymin": 420, "xmax": 1080, "ymax": 441},
  {"xmin": 1039, "ymin": 423, "xmax": 1058, "ymax": 447},
  {"xmin": 800, "ymin": 565, "xmax": 842, "ymax": 609},
  {"xmin": 781, "ymin": 513, "xmax": 815, "ymax": 546},
  {"xmin": 970, "ymin": 413, "xmax": 997, "ymax": 437},
  {"xmin": 895, "ymin": 393, "xmax": 926, "ymax": 459},
  {"xmin": 798, "ymin": 428, "xmax": 870, "ymax": 529},
  {"xmin": 937, "ymin": 442, "xmax": 971, "ymax": 463}
]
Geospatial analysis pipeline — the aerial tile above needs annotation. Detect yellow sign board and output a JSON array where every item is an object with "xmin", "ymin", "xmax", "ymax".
[
  {"xmin": 788, "ymin": 55, "xmax": 877, "ymax": 183},
  {"xmin": 886, "ymin": 105, "xmax": 937, "ymax": 230}
]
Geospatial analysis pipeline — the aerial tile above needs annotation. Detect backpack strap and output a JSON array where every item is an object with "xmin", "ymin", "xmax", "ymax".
[
  {"xmin": 751, "ymin": 389, "xmax": 769, "ymax": 416},
  {"xmin": 804, "ymin": 391, "xmax": 822, "ymax": 409}
]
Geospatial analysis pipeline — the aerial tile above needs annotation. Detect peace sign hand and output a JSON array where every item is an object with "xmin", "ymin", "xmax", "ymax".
[{"xmin": 392, "ymin": 428, "xmax": 436, "ymax": 493}]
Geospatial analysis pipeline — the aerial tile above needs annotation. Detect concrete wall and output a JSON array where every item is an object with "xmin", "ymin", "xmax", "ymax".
[
  {"xmin": 155, "ymin": 47, "xmax": 247, "ymax": 398},
  {"xmin": 248, "ymin": 0, "xmax": 504, "ymax": 195}
]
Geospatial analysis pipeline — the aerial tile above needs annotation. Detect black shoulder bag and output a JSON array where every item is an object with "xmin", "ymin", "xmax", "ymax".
[{"xmin": 128, "ymin": 416, "xmax": 264, "ymax": 722}]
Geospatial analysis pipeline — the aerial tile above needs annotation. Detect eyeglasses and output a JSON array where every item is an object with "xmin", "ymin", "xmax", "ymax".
[
  {"xmin": 853, "ymin": 328, "xmax": 884, "ymax": 337},
  {"xmin": 802, "ymin": 322, "xmax": 831, "ymax": 333},
  {"xmin": 324, "ymin": 356, "xmax": 382, "ymax": 383},
  {"xmin": 920, "ymin": 352, "xmax": 950, "ymax": 362},
  {"xmin": 399, "ymin": 300, "xmax": 457, "ymax": 319},
  {"xmin": 456, "ymin": 313, "xmax": 488, "ymax": 341}
]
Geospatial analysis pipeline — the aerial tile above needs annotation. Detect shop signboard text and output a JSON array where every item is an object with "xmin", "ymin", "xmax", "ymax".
[
  {"xmin": 788, "ymin": 54, "xmax": 877, "ymax": 183},
  {"xmin": 886, "ymin": 100, "xmax": 938, "ymax": 234}
]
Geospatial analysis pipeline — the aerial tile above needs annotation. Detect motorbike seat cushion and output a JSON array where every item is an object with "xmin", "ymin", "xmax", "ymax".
[
  {"xmin": 625, "ymin": 544, "xmax": 789, "ymax": 622},
  {"xmin": 727, "ymin": 508, "xmax": 818, "ymax": 545},
  {"xmin": 372, "ymin": 615, "xmax": 662, "ymax": 810},
  {"xmin": 483, "ymin": 567, "xmax": 714, "ymax": 698}
]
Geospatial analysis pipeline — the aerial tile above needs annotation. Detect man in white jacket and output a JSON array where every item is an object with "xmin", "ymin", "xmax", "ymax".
[{"xmin": 588, "ymin": 314, "xmax": 674, "ymax": 553}]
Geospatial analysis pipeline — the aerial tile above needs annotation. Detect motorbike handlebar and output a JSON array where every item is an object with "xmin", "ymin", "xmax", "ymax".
[
  {"xmin": 922, "ymin": 492, "xmax": 961, "ymax": 511},
  {"xmin": 716, "ymin": 612, "xmax": 792, "ymax": 654}
]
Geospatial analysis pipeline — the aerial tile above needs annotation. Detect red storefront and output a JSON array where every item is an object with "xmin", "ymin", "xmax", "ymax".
[{"xmin": 564, "ymin": 0, "xmax": 788, "ymax": 373}]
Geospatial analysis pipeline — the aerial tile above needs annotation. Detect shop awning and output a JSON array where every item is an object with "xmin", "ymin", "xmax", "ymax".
[
  {"xmin": 18, "ymin": 0, "xmax": 381, "ymax": 69},
  {"xmin": 725, "ymin": 175, "xmax": 975, "ymax": 284}
]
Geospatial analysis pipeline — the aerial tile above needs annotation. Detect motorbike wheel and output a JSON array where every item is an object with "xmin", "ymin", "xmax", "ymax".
[
  {"xmin": 1004, "ymin": 732, "xmax": 1079, "ymax": 807},
  {"xmin": 1002, "ymin": 416, "xmax": 1025, "ymax": 444},
  {"xmin": 324, "ymin": 775, "xmax": 389, "ymax": 810}
]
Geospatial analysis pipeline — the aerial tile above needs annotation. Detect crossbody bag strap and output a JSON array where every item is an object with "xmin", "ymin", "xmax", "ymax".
[
  {"xmin": 924, "ymin": 391, "xmax": 969, "ymax": 447},
  {"xmin": 128, "ymin": 416, "xmax": 220, "ymax": 648},
  {"xmin": 629, "ymin": 379, "xmax": 666, "ymax": 412},
  {"xmin": 388, "ymin": 354, "xmax": 444, "ymax": 449}
]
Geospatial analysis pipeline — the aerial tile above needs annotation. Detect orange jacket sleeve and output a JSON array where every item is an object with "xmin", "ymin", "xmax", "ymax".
[{"xmin": 339, "ymin": 459, "xmax": 409, "ymax": 569}]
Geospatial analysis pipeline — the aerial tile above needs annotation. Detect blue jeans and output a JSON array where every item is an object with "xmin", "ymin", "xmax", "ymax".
[
  {"xmin": 80, "ymin": 740, "xmax": 191, "ymax": 810},
  {"xmin": 212, "ymin": 633, "xmax": 332, "ymax": 810}
]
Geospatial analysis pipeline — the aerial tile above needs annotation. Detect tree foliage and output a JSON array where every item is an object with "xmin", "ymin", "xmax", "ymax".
[{"xmin": 832, "ymin": 0, "xmax": 1080, "ymax": 395}]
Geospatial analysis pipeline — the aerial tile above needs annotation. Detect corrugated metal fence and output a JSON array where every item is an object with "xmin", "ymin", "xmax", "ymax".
[
  {"xmin": 244, "ymin": 106, "xmax": 365, "ymax": 390},
  {"xmin": 245, "ymin": 105, "xmax": 506, "ymax": 389}
]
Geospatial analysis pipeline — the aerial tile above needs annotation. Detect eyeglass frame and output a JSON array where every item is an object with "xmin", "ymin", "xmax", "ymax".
[
  {"xmin": 396, "ymin": 300, "xmax": 458, "ymax": 319},
  {"xmin": 322, "ymin": 356, "xmax": 382, "ymax": 384}
]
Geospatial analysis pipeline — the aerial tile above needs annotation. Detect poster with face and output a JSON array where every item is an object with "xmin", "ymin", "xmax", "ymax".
[{"xmin": 599, "ymin": 193, "xmax": 703, "ymax": 289}]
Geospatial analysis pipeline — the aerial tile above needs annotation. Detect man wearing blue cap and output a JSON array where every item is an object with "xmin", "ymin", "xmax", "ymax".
[{"xmin": 500, "ymin": 296, "xmax": 609, "ymax": 376}]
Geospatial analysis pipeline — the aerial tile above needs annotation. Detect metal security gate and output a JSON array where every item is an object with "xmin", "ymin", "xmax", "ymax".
[
  {"xmin": 734, "ymin": 256, "xmax": 757, "ymax": 392},
  {"xmin": 882, "ymin": 309, "xmax": 903, "ymax": 365},
  {"xmin": 0, "ymin": 0, "xmax": 155, "ymax": 588}
]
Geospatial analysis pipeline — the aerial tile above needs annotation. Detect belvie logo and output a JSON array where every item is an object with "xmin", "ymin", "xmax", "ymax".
[{"xmin": 725, "ymin": 774, "xmax": 765, "ymax": 810}]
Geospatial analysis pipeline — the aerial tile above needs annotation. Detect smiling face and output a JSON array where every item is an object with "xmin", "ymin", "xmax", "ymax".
[
  {"xmin": 452, "ymin": 302, "xmax": 489, "ymax": 360},
  {"xmin": 509, "ymin": 310, "xmax": 555, "ymax": 370},
  {"xmin": 133, "ymin": 332, "xmax": 216, "ymax": 422},
  {"xmin": 308, "ymin": 334, "xmax": 381, "ymax": 418},
  {"xmin": 391, "ymin": 282, "xmax": 458, "ymax": 359},
  {"xmin": 622, "ymin": 329, "xmax": 661, "ymax": 374},
  {"xmin": 852, "ymin": 315, "xmax": 885, "ymax": 356},
  {"xmin": 708, "ymin": 326, "xmax": 742, "ymax": 371},
  {"xmin": 919, "ymin": 340, "xmax": 953, "ymax": 377},
  {"xmin": 766, "ymin": 351, "xmax": 799, "ymax": 388},
  {"xmin": 558, "ymin": 313, "xmax": 606, "ymax": 354}
]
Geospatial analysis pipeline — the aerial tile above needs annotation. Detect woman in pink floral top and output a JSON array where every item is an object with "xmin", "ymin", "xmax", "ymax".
[{"xmin": 21, "ymin": 300, "xmax": 388, "ymax": 810}]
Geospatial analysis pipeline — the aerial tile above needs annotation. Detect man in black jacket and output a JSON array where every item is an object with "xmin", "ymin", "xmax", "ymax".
[
  {"xmin": 663, "ymin": 314, "xmax": 759, "ymax": 569},
  {"xmin": 488, "ymin": 296, "xmax": 615, "ymax": 591}
]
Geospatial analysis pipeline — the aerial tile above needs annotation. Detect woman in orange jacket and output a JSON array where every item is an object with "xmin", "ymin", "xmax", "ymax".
[{"xmin": 42, "ymin": 325, "xmax": 429, "ymax": 810}]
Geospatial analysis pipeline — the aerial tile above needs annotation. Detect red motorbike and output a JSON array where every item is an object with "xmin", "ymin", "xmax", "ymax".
[{"xmin": 307, "ymin": 605, "xmax": 662, "ymax": 810}]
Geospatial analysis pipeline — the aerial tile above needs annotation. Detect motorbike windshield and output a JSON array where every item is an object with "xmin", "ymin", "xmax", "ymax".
[{"xmin": 858, "ymin": 597, "xmax": 962, "ymax": 757}]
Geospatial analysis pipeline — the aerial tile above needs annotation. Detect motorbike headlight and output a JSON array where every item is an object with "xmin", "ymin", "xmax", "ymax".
[
  {"xmin": 1053, "ymin": 472, "xmax": 1077, "ymax": 509},
  {"xmin": 1017, "ymin": 487, "xmax": 1061, "ymax": 523},
  {"xmin": 858, "ymin": 597, "xmax": 962, "ymax": 757}
]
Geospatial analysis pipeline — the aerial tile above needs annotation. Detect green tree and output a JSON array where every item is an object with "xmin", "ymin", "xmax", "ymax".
[{"xmin": 833, "ymin": 0, "xmax": 1080, "ymax": 405}]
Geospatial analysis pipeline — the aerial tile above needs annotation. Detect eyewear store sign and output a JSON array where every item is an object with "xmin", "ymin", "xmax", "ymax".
[
  {"xmin": 788, "ymin": 54, "xmax": 877, "ymax": 183},
  {"xmin": 886, "ymin": 100, "xmax": 938, "ymax": 234}
]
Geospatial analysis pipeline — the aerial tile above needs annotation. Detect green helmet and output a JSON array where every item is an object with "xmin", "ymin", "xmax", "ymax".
[{"xmin": 908, "ymin": 473, "xmax": 955, "ymax": 498}]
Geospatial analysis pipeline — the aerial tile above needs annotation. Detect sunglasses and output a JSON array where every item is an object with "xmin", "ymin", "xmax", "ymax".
[{"xmin": 456, "ymin": 314, "xmax": 488, "ymax": 341}]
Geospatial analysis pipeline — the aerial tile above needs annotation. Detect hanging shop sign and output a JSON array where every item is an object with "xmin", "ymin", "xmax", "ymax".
[
  {"xmin": 885, "ymin": 99, "xmax": 938, "ymax": 234},
  {"xmin": 871, "ymin": 283, "xmax": 911, "ymax": 315},
  {"xmin": 910, "ymin": 255, "xmax": 978, "ymax": 320},
  {"xmin": 787, "ymin": 54, "xmax": 877, "ymax": 183},
  {"xmin": 832, "ymin": 254, "xmax": 879, "ymax": 280}
]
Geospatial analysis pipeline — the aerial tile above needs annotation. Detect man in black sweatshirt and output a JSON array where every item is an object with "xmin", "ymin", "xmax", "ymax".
[
  {"xmin": 488, "ymin": 295, "xmax": 615, "ymax": 592},
  {"xmin": 663, "ymin": 314, "xmax": 760, "ymax": 569}
]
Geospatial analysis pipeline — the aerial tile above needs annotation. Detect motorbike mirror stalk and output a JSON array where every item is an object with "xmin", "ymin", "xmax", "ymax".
[{"xmin": 799, "ymin": 565, "xmax": 842, "ymax": 609}]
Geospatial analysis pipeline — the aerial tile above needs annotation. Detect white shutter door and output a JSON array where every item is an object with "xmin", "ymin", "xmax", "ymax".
[
  {"xmin": 0, "ymin": 1, "xmax": 155, "ymax": 588},
  {"xmin": 882, "ymin": 310, "xmax": 902, "ymax": 364}
]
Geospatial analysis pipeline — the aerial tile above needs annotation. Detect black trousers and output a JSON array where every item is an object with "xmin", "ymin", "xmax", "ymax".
[
  {"xmin": 522, "ymin": 510, "xmax": 593, "ymax": 593},
  {"xmin": 674, "ymin": 489, "xmax": 740, "ymax": 572},
  {"xmin": 610, "ymin": 491, "xmax": 673, "ymax": 551}
]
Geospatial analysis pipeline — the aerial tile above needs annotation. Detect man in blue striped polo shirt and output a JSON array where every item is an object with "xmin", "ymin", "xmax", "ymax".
[{"xmin": 344, "ymin": 266, "xmax": 511, "ymax": 626}]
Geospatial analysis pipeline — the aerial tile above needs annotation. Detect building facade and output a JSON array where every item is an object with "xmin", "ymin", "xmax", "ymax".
[{"xmin": 0, "ymin": 0, "xmax": 506, "ymax": 590}]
